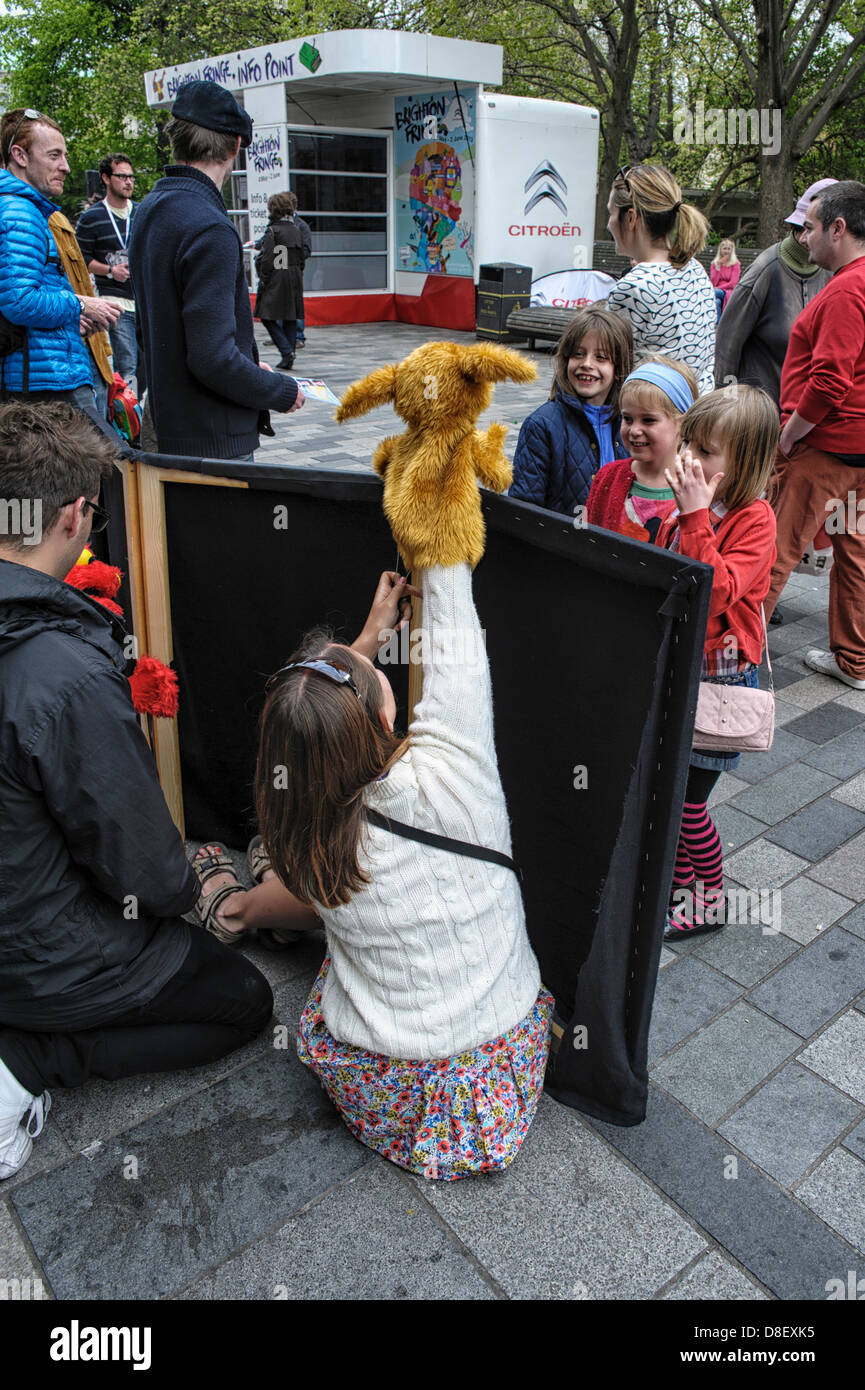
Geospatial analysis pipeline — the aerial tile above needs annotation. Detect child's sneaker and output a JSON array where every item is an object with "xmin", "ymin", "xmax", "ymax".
[{"xmin": 0, "ymin": 1057, "xmax": 51, "ymax": 1180}]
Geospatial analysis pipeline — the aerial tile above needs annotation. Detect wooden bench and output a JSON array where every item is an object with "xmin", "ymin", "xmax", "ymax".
[{"xmin": 505, "ymin": 306, "xmax": 580, "ymax": 350}]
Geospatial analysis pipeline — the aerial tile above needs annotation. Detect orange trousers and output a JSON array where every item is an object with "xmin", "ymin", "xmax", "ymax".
[{"xmin": 766, "ymin": 441, "xmax": 865, "ymax": 681}]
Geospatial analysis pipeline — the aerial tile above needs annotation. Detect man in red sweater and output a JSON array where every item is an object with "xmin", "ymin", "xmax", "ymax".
[{"xmin": 766, "ymin": 181, "xmax": 865, "ymax": 688}]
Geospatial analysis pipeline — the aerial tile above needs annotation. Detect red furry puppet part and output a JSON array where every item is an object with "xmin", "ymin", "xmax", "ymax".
[{"xmin": 63, "ymin": 550, "xmax": 179, "ymax": 718}]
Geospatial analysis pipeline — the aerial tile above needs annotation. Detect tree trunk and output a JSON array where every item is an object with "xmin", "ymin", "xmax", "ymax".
[{"xmin": 756, "ymin": 147, "xmax": 795, "ymax": 248}]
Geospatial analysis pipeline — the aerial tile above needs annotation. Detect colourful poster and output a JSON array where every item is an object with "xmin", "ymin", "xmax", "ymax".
[{"xmin": 394, "ymin": 88, "xmax": 475, "ymax": 277}]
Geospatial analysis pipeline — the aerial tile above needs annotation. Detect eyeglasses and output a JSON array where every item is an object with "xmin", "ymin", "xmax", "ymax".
[
  {"xmin": 111, "ymin": 173, "xmax": 135, "ymax": 182},
  {"xmin": 62, "ymin": 497, "xmax": 110, "ymax": 533},
  {"xmin": 265, "ymin": 658, "xmax": 361, "ymax": 697},
  {"xmin": 615, "ymin": 165, "xmax": 632, "ymax": 192},
  {"xmin": 4, "ymin": 109, "xmax": 42, "ymax": 163}
]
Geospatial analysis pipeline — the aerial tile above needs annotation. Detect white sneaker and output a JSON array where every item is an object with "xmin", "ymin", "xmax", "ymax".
[
  {"xmin": 0, "ymin": 1057, "xmax": 51, "ymax": 1180},
  {"xmin": 804, "ymin": 649, "xmax": 865, "ymax": 690}
]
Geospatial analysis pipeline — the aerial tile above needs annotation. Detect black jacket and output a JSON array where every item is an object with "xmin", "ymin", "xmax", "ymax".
[
  {"xmin": 0, "ymin": 559, "xmax": 195, "ymax": 1028},
  {"xmin": 254, "ymin": 219, "xmax": 306, "ymax": 321},
  {"xmin": 130, "ymin": 165, "xmax": 298, "ymax": 459}
]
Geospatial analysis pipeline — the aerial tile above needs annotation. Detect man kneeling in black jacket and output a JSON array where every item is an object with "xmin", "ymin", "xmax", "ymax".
[{"xmin": 0, "ymin": 402, "xmax": 273, "ymax": 1179}]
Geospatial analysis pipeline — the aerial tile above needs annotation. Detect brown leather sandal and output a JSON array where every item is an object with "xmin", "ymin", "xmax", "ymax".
[
  {"xmin": 191, "ymin": 844, "xmax": 246, "ymax": 948},
  {"xmin": 245, "ymin": 835, "xmax": 307, "ymax": 951}
]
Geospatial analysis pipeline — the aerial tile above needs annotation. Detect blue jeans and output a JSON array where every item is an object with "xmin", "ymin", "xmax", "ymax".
[
  {"xmin": 261, "ymin": 319, "xmax": 297, "ymax": 358},
  {"xmin": 110, "ymin": 309, "xmax": 138, "ymax": 386},
  {"xmin": 296, "ymin": 316, "xmax": 305, "ymax": 342}
]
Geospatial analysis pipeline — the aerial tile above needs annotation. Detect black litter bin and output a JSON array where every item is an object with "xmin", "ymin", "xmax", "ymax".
[{"xmin": 476, "ymin": 262, "xmax": 532, "ymax": 341}]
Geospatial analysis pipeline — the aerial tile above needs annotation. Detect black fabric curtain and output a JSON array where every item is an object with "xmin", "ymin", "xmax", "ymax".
[{"xmin": 135, "ymin": 457, "xmax": 712, "ymax": 1125}]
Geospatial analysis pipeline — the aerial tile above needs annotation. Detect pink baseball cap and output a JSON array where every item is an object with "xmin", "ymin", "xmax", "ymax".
[{"xmin": 786, "ymin": 178, "xmax": 838, "ymax": 227}]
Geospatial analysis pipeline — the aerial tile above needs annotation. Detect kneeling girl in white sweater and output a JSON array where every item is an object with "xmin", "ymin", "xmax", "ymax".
[{"xmin": 254, "ymin": 566, "xmax": 552, "ymax": 1180}]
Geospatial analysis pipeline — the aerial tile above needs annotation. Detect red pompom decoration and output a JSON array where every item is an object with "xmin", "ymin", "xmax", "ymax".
[{"xmin": 128, "ymin": 656, "xmax": 179, "ymax": 718}]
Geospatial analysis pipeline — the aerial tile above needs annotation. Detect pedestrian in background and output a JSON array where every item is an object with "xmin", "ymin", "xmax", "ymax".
[{"xmin": 75, "ymin": 153, "xmax": 140, "ymax": 391}]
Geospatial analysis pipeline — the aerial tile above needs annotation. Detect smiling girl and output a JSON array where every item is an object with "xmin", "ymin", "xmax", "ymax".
[
  {"xmin": 585, "ymin": 355, "xmax": 698, "ymax": 543},
  {"xmin": 509, "ymin": 307, "xmax": 633, "ymax": 515}
]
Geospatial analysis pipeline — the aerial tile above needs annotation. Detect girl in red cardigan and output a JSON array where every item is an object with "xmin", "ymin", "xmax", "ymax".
[{"xmin": 660, "ymin": 387, "xmax": 778, "ymax": 937}]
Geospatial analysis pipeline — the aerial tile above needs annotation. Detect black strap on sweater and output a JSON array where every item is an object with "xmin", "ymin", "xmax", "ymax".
[{"xmin": 364, "ymin": 808, "xmax": 522, "ymax": 881}]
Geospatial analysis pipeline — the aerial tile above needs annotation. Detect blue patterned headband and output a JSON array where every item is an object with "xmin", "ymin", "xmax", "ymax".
[{"xmin": 622, "ymin": 364, "xmax": 694, "ymax": 414}]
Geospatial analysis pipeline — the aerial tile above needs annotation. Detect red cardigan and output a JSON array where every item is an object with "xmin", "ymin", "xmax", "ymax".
[{"xmin": 586, "ymin": 459, "xmax": 777, "ymax": 666}]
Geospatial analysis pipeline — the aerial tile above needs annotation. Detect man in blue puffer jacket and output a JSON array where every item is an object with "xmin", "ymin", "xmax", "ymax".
[{"xmin": 0, "ymin": 110, "xmax": 119, "ymax": 403}]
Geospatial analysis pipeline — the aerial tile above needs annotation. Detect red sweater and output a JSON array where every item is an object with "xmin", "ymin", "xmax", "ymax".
[
  {"xmin": 587, "ymin": 460, "xmax": 777, "ymax": 666},
  {"xmin": 780, "ymin": 254, "xmax": 865, "ymax": 452}
]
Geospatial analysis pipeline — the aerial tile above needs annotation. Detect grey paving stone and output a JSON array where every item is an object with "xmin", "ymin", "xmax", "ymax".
[
  {"xmin": 764, "ymin": 797, "xmax": 865, "ymax": 862},
  {"xmin": 661, "ymin": 1250, "xmax": 769, "ymax": 1300},
  {"xmin": 767, "ymin": 876, "xmax": 855, "ymax": 946},
  {"xmin": 748, "ymin": 928, "xmax": 865, "ymax": 1036},
  {"xmin": 691, "ymin": 917, "xmax": 799, "ymax": 986},
  {"xmin": 659, "ymin": 946, "xmax": 676, "ymax": 970},
  {"xmin": 831, "ymin": 770, "xmax": 865, "ymax": 811},
  {"xmin": 838, "ymin": 903, "xmax": 865, "ymax": 941},
  {"xmin": 800, "ymin": 1010, "xmax": 865, "ymax": 1104},
  {"xmin": 727, "ymin": 763, "xmax": 838, "ymax": 824},
  {"xmin": 651, "ymin": 1002, "xmax": 800, "ymax": 1125},
  {"xmin": 708, "ymin": 772, "xmax": 749, "ymax": 807},
  {"xmin": 768, "ymin": 621, "xmax": 823, "ymax": 655},
  {"xmin": 713, "ymin": 805, "xmax": 767, "ymax": 852},
  {"xmin": 808, "ymin": 830, "xmax": 865, "ymax": 901},
  {"xmin": 780, "ymin": 673, "xmax": 848, "ymax": 711},
  {"xmin": 772, "ymin": 695, "xmax": 808, "ymax": 728},
  {"xmin": 796, "ymin": 1149, "xmax": 865, "ymax": 1254},
  {"xmin": 414, "ymin": 1095, "xmax": 705, "ymax": 1300},
  {"xmin": 783, "ymin": 702, "xmax": 865, "ymax": 745},
  {"xmin": 803, "ymin": 725, "xmax": 865, "ymax": 778},
  {"xmin": 592, "ymin": 1084, "xmax": 859, "ymax": 1299},
  {"xmin": 843, "ymin": 1117, "xmax": 865, "ymax": 1162},
  {"xmin": 49, "ymin": 967, "xmax": 317, "ymax": 1152},
  {"xmin": 835, "ymin": 688, "xmax": 865, "ymax": 715},
  {"xmin": 181, "ymin": 1161, "xmax": 495, "ymax": 1301},
  {"xmin": 770, "ymin": 664, "xmax": 812, "ymax": 691},
  {"xmin": 724, "ymin": 839, "xmax": 809, "ymax": 891},
  {"xmin": 648, "ymin": 956, "xmax": 742, "ymax": 1063},
  {"xmin": 0, "ymin": 1200, "xmax": 51, "ymax": 1299},
  {"xmin": 718, "ymin": 1063, "xmax": 861, "ymax": 1187},
  {"xmin": 735, "ymin": 729, "xmax": 820, "ymax": 784},
  {"xmin": 11, "ymin": 1051, "xmax": 369, "ymax": 1299}
]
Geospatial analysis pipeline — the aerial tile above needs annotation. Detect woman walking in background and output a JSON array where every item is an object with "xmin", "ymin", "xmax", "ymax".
[
  {"xmin": 254, "ymin": 192, "xmax": 307, "ymax": 370},
  {"xmin": 710, "ymin": 239, "xmax": 740, "ymax": 321}
]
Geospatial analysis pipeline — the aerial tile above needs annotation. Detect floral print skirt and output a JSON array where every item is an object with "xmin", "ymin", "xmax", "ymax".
[{"xmin": 297, "ymin": 957, "xmax": 554, "ymax": 1180}]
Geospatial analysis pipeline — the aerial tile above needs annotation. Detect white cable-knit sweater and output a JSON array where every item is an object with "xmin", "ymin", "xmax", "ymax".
[{"xmin": 317, "ymin": 563, "xmax": 542, "ymax": 1060}]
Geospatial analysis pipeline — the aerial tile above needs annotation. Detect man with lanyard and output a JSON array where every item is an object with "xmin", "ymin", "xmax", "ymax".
[{"xmin": 75, "ymin": 153, "xmax": 140, "ymax": 390}]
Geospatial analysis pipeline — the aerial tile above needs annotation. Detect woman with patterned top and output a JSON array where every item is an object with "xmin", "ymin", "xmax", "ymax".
[{"xmin": 606, "ymin": 165, "xmax": 717, "ymax": 395}]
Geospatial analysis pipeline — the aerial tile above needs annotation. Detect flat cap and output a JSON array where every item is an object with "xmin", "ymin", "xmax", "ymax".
[{"xmin": 171, "ymin": 80, "xmax": 253, "ymax": 148}]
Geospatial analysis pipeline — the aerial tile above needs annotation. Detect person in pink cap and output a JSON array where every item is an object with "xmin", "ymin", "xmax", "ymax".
[{"xmin": 714, "ymin": 178, "xmax": 836, "ymax": 404}]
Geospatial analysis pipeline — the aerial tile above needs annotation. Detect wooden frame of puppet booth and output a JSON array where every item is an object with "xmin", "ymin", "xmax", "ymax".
[{"xmin": 124, "ymin": 453, "xmax": 713, "ymax": 1125}]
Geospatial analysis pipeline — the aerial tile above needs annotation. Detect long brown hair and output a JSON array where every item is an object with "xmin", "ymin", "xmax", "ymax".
[
  {"xmin": 680, "ymin": 385, "xmax": 779, "ymax": 511},
  {"xmin": 254, "ymin": 634, "xmax": 409, "ymax": 908},
  {"xmin": 610, "ymin": 164, "xmax": 708, "ymax": 268},
  {"xmin": 550, "ymin": 306, "xmax": 634, "ymax": 412}
]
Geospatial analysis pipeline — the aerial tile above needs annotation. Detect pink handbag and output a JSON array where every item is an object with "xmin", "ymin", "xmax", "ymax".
[{"xmin": 693, "ymin": 609, "xmax": 775, "ymax": 753}]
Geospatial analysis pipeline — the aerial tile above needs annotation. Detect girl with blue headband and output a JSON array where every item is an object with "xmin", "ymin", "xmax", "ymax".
[{"xmin": 585, "ymin": 354, "xmax": 698, "ymax": 542}]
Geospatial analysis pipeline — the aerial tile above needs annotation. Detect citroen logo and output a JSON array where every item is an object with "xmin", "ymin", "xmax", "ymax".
[{"xmin": 524, "ymin": 161, "xmax": 568, "ymax": 216}]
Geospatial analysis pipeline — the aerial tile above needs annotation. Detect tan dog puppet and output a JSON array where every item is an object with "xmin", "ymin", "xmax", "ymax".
[{"xmin": 336, "ymin": 341, "xmax": 536, "ymax": 568}]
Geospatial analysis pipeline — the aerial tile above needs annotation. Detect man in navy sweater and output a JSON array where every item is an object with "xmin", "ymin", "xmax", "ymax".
[{"xmin": 131, "ymin": 82, "xmax": 304, "ymax": 459}]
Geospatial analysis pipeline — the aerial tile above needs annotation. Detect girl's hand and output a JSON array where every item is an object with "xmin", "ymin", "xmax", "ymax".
[
  {"xmin": 351, "ymin": 572, "xmax": 421, "ymax": 660},
  {"xmin": 664, "ymin": 447, "xmax": 725, "ymax": 515}
]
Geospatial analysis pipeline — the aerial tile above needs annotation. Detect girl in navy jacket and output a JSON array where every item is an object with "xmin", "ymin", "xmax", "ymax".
[{"xmin": 509, "ymin": 306, "xmax": 633, "ymax": 516}]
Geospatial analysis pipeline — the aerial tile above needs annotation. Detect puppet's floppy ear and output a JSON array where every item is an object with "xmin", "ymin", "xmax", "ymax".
[
  {"xmin": 457, "ymin": 343, "xmax": 537, "ymax": 385},
  {"xmin": 335, "ymin": 365, "xmax": 399, "ymax": 421}
]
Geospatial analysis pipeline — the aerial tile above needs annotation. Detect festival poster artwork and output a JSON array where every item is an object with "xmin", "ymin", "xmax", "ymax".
[
  {"xmin": 293, "ymin": 378, "xmax": 340, "ymax": 405},
  {"xmin": 245, "ymin": 125, "xmax": 288, "ymax": 243},
  {"xmin": 394, "ymin": 88, "xmax": 475, "ymax": 277}
]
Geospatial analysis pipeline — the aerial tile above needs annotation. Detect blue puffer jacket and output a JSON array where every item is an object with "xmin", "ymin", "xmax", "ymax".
[
  {"xmin": 509, "ymin": 391, "xmax": 628, "ymax": 516},
  {"xmin": 0, "ymin": 168, "xmax": 91, "ymax": 392}
]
